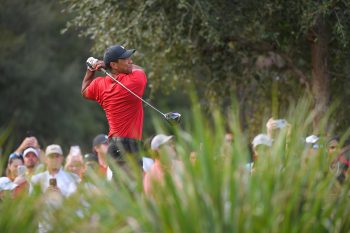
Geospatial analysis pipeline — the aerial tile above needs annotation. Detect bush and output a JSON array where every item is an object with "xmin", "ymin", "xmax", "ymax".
[{"xmin": 0, "ymin": 98, "xmax": 349, "ymax": 233}]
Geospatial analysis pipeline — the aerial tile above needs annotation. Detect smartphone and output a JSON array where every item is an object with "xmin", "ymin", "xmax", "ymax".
[
  {"xmin": 69, "ymin": 145, "xmax": 81, "ymax": 156},
  {"xmin": 17, "ymin": 165, "xmax": 27, "ymax": 176},
  {"xmin": 275, "ymin": 119, "xmax": 287, "ymax": 129},
  {"xmin": 49, "ymin": 178, "xmax": 57, "ymax": 187},
  {"xmin": 26, "ymin": 130, "xmax": 35, "ymax": 137}
]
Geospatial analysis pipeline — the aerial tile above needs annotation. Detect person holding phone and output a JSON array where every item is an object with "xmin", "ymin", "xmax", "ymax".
[
  {"xmin": 12, "ymin": 136, "xmax": 41, "ymax": 157},
  {"xmin": 31, "ymin": 144, "xmax": 80, "ymax": 197},
  {"xmin": 1, "ymin": 153, "xmax": 28, "ymax": 197}
]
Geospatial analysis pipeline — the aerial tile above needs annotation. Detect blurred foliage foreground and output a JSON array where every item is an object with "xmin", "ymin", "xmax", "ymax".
[{"xmin": 0, "ymin": 98, "xmax": 350, "ymax": 233}]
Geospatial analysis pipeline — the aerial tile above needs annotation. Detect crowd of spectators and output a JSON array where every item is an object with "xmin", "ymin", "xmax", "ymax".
[{"xmin": 0, "ymin": 118, "xmax": 349, "ymax": 215}]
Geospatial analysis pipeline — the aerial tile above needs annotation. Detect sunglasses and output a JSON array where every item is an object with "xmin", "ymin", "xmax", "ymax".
[{"xmin": 8, "ymin": 153, "xmax": 23, "ymax": 163}]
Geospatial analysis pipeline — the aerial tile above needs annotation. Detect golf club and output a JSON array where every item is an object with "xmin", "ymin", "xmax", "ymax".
[{"xmin": 86, "ymin": 57, "xmax": 181, "ymax": 124}]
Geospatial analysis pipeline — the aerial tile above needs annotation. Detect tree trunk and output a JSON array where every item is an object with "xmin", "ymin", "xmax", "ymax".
[{"xmin": 310, "ymin": 16, "xmax": 330, "ymax": 131}]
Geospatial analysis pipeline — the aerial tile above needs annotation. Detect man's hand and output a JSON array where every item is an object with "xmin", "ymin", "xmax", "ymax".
[
  {"xmin": 13, "ymin": 176, "xmax": 27, "ymax": 186},
  {"xmin": 82, "ymin": 57, "xmax": 105, "ymax": 97},
  {"xmin": 15, "ymin": 136, "xmax": 39, "ymax": 154},
  {"xmin": 86, "ymin": 57, "xmax": 105, "ymax": 72},
  {"xmin": 47, "ymin": 186, "xmax": 62, "ymax": 194}
]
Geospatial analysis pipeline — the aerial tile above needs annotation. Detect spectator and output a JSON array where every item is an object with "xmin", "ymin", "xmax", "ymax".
[
  {"xmin": 142, "ymin": 136, "xmax": 155, "ymax": 173},
  {"xmin": 92, "ymin": 134, "xmax": 113, "ymax": 181},
  {"xmin": 6, "ymin": 153, "xmax": 24, "ymax": 181},
  {"xmin": 23, "ymin": 147, "xmax": 42, "ymax": 177},
  {"xmin": 65, "ymin": 146, "xmax": 85, "ymax": 179},
  {"xmin": 31, "ymin": 144, "xmax": 80, "ymax": 197},
  {"xmin": 332, "ymin": 145, "xmax": 350, "ymax": 184},
  {"xmin": 83, "ymin": 153, "xmax": 99, "ymax": 173},
  {"xmin": 304, "ymin": 135, "xmax": 320, "ymax": 162},
  {"xmin": 221, "ymin": 131, "xmax": 234, "ymax": 158},
  {"xmin": 13, "ymin": 136, "xmax": 41, "ymax": 157},
  {"xmin": 143, "ymin": 134, "xmax": 182, "ymax": 196},
  {"xmin": 0, "ymin": 177, "xmax": 18, "ymax": 199},
  {"xmin": 3, "ymin": 153, "xmax": 28, "ymax": 196},
  {"xmin": 247, "ymin": 134, "xmax": 273, "ymax": 173},
  {"xmin": 327, "ymin": 136, "xmax": 340, "ymax": 158},
  {"xmin": 266, "ymin": 118, "xmax": 289, "ymax": 140}
]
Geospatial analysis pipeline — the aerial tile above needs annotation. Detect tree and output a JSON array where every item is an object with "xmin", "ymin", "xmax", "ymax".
[
  {"xmin": 62, "ymin": 0, "xmax": 350, "ymax": 133},
  {"xmin": 0, "ymin": 0, "xmax": 108, "ymax": 151}
]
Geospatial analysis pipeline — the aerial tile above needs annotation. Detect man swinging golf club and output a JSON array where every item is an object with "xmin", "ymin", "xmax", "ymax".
[{"xmin": 82, "ymin": 44, "xmax": 146, "ymax": 166}]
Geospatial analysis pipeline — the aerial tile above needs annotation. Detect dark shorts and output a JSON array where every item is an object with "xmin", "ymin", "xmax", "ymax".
[{"xmin": 108, "ymin": 137, "xmax": 142, "ymax": 163}]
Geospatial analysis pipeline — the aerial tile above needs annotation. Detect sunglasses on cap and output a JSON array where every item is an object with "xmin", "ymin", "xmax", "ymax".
[{"xmin": 8, "ymin": 153, "xmax": 23, "ymax": 162}]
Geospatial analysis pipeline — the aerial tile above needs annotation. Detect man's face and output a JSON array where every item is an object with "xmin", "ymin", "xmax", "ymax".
[
  {"xmin": 327, "ymin": 140, "xmax": 339, "ymax": 157},
  {"xmin": 95, "ymin": 143, "xmax": 108, "ymax": 156},
  {"xmin": 111, "ymin": 57, "xmax": 133, "ymax": 74},
  {"xmin": 24, "ymin": 152, "xmax": 38, "ymax": 169},
  {"xmin": 46, "ymin": 153, "xmax": 63, "ymax": 170}
]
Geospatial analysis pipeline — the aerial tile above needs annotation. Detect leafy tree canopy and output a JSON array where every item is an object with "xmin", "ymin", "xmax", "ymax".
[{"xmin": 63, "ymin": 0, "xmax": 350, "ymax": 133}]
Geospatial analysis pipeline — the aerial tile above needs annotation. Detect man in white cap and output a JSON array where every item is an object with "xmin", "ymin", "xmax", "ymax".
[
  {"xmin": 143, "ymin": 134, "xmax": 183, "ymax": 195},
  {"xmin": 31, "ymin": 144, "xmax": 80, "ymax": 197},
  {"xmin": 23, "ymin": 147, "xmax": 43, "ymax": 177},
  {"xmin": 246, "ymin": 134, "xmax": 273, "ymax": 173}
]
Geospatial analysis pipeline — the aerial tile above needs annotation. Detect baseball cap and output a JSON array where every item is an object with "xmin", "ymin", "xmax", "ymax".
[
  {"xmin": 305, "ymin": 135, "xmax": 320, "ymax": 149},
  {"xmin": 23, "ymin": 147, "xmax": 39, "ymax": 158},
  {"xmin": 305, "ymin": 135, "xmax": 319, "ymax": 144},
  {"xmin": 151, "ymin": 134, "xmax": 173, "ymax": 150},
  {"xmin": 252, "ymin": 134, "xmax": 273, "ymax": 148},
  {"xmin": 92, "ymin": 134, "xmax": 109, "ymax": 147},
  {"xmin": 45, "ymin": 144, "xmax": 63, "ymax": 156},
  {"xmin": 0, "ymin": 177, "xmax": 18, "ymax": 191},
  {"xmin": 103, "ymin": 45, "xmax": 136, "ymax": 68}
]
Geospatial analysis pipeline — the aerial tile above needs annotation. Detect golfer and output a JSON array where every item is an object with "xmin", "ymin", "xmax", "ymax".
[{"xmin": 81, "ymin": 44, "xmax": 147, "ymax": 164}]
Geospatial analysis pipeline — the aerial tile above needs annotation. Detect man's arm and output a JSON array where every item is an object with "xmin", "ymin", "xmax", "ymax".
[
  {"xmin": 81, "ymin": 70, "xmax": 95, "ymax": 98},
  {"xmin": 81, "ymin": 59, "xmax": 105, "ymax": 98},
  {"xmin": 14, "ymin": 137, "xmax": 39, "ymax": 155}
]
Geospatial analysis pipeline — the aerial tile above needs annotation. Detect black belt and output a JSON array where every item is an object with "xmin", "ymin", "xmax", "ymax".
[{"xmin": 109, "ymin": 137, "xmax": 141, "ymax": 143}]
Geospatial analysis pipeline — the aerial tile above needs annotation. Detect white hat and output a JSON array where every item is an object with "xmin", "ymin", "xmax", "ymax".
[
  {"xmin": 252, "ymin": 134, "xmax": 273, "ymax": 148},
  {"xmin": 23, "ymin": 147, "xmax": 39, "ymax": 158},
  {"xmin": 0, "ymin": 177, "xmax": 18, "ymax": 191},
  {"xmin": 45, "ymin": 144, "xmax": 63, "ymax": 156},
  {"xmin": 305, "ymin": 135, "xmax": 319, "ymax": 144},
  {"xmin": 151, "ymin": 134, "xmax": 173, "ymax": 150}
]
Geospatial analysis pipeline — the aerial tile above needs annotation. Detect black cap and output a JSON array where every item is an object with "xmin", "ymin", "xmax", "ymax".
[
  {"xmin": 92, "ymin": 134, "xmax": 108, "ymax": 147},
  {"xmin": 103, "ymin": 45, "xmax": 136, "ymax": 68}
]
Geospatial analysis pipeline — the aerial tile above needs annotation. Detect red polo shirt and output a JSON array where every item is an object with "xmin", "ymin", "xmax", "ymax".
[{"xmin": 85, "ymin": 69, "xmax": 147, "ymax": 140}]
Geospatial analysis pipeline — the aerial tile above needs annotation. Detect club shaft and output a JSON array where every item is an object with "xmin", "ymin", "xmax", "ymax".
[{"xmin": 101, "ymin": 68, "xmax": 166, "ymax": 117}]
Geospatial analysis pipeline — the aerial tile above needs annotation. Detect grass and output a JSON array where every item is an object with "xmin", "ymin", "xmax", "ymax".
[{"xmin": 0, "ymin": 98, "xmax": 350, "ymax": 233}]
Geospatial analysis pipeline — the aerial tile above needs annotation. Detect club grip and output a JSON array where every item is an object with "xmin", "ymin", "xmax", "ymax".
[{"xmin": 86, "ymin": 57, "xmax": 98, "ymax": 68}]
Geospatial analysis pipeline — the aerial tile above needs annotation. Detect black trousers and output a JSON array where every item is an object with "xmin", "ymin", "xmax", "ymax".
[
  {"xmin": 107, "ymin": 137, "xmax": 143, "ymax": 181},
  {"xmin": 107, "ymin": 137, "xmax": 142, "ymax": 163}
]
